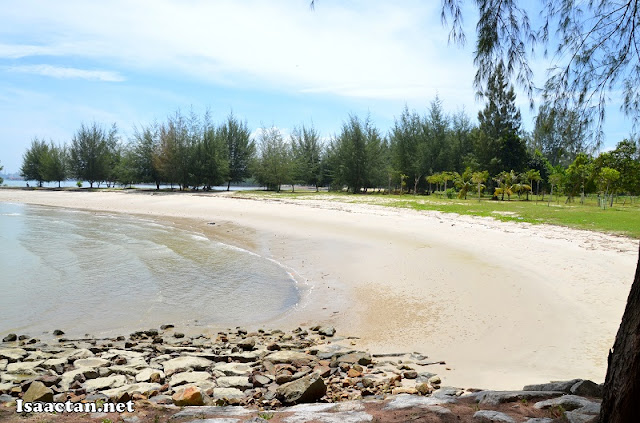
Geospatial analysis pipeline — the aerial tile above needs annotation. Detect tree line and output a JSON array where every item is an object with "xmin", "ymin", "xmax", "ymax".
[{"xmin": 18, "ymin": 66, "xmax": 640, "ymax": 199}]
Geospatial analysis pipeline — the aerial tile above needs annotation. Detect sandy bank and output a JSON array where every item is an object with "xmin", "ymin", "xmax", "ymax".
[{"xmin": 1, "ymin": 188, "xmax": 637, "ymax": 390}]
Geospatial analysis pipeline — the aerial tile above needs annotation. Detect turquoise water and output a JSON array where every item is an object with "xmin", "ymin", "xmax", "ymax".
[{"xmin": 0, "ymin": 202, "xmax": 299, "ymax": 338}]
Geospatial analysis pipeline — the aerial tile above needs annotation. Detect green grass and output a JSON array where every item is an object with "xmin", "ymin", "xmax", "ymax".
[{"xmin": 235, "ymin": 190, "xmax": 640, "ymax": 239}]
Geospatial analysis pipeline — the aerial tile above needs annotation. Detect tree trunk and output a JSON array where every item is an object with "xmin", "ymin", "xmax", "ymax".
[
  {"xmin": 599, "ymin": 242, "xmax": 640, "ymax": 422},
  {"xmin": 227, "ymin": 180, "xmax": 231, "ymax": 191}
]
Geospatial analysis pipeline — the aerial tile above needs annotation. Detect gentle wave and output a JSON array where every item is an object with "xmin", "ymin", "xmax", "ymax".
[{"xmin": 0, "ymin": 202, "xmax": 300, "ymax": 338}]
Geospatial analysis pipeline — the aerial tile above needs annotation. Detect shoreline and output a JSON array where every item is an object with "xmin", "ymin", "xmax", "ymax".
[{"xmin": 0, "ymin": 189, "xmax": 637, "ymax": 390}]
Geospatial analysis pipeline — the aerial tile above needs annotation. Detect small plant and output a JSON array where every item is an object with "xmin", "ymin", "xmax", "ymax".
[
  {"xmin": 548, "ymin": 404, "xmax": 567, "ymax": 419},
  {"xmin": 101, "ymin": 419, "xmax": 113, "ymax": 423},
  {"xmin": 520, "ymin": 398, "xmax": 528, "ymax": 406},
  {"xmin": 76, "ymin": 180, "xmax": 83, "ymax": 187},
  {"xmin": 95, "ymin": 398, "xmax": 105, "ymax": 408},
  {"xmin": 258, "ymin": 411, "xmax": 274, "ymax": 420}
]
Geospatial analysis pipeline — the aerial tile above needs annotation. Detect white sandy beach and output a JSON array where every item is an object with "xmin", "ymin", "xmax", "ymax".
[{"xmin": 1, "ymin": 188, "xmax": 637, "ymax": 391}]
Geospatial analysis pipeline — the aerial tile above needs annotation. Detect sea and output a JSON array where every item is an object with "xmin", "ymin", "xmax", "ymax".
[{"xmin": 0, "ymin": 202, "xmax": 299, "ymax": 339}]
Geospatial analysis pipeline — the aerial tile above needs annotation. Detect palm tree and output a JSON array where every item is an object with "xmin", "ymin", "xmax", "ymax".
[
  {"xmin": 471, "ymin": 170, "xmax": 489, "ymax": 201},
  {"xmin": 523, "ymin": 169, "xmax": 541, "ymax": 200},
  {"xmin": 494, "ymin": 170, "xmax": 516, "ymax": 201}
]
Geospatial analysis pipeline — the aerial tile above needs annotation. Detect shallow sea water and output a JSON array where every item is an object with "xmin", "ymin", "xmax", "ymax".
[{"xmin": 0, "ymin": 202, "xmax": 299, "ymax": 338}]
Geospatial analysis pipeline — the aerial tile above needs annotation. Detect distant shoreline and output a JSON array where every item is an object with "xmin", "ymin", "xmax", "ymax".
[{"xmin": 0, "ymin": 189, "xmax": 637, "ymax": 390}]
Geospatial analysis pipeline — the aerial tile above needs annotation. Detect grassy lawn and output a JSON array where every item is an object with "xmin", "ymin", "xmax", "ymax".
[{"xmin": 235, "ymin": 189, "xmax": 640, "ymax": 239}]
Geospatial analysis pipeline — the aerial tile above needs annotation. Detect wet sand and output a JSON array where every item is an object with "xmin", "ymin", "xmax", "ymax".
[{"xmin": 1, "ymin": 188, "xmax": 637, "ymax": 390}]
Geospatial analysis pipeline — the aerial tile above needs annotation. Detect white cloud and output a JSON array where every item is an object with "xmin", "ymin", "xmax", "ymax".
[
  {"xmin": 0, "ymin": 0, "xmax": 475, "ymax": 103},
  {"xmin": 6, "ymin": 65, "xmax": 125, "ymax": 82}
]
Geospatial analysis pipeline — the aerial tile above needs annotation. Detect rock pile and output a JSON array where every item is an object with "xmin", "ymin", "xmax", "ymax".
[
  {"xmin": 0, "ymin": 326, "xmax": 605, "ymax": 422},
  {"xmin": 0, "ymin": 325, "xmax": 448, "ymax": 408}
]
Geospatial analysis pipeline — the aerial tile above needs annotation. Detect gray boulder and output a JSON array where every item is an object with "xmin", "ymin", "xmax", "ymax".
[
  {"xmin": 534, "ymin": 395, "xmax": 597, "ymax": 411},
  {"xmin": 276, "ymin": 374, "xmax": 326, "ymax": 404},
  {"xmin": 474, "ymin": 390, "xmax": 564, "ymax": 406},
  {"xmin": 473, "ymin": 410, "xmax": 516, "ymax": 423},
  {"xmin": 523, "ymin": 379, "xmax": 581, "ymax": 393},
  {"xmin": 570, "ymin": 380, "xmax": 603, "ymax": 398}
]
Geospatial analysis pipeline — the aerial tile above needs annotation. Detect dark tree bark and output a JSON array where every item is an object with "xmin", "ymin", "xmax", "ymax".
[{"xmin": 599, "ymin": 242, "xmax": 640, "ymax": 422}]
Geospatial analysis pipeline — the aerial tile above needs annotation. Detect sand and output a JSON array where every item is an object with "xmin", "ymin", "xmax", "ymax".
[{"xmin": 1, "ymin": 188, "xmax": 637, "ymax": 390}]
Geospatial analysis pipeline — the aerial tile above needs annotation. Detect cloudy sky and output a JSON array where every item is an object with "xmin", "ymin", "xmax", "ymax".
[{"xmin": 0, "ymin": 0, "xmax": 634, "ymax": 173}]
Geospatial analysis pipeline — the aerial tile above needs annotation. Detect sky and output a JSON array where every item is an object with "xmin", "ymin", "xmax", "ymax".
[{"xmin": 0, "ymin": 0, "xmax": 635, "ymax": 173}]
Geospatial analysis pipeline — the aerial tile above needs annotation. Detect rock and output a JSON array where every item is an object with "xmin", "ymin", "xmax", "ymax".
[
  {"xmin": 22, "ymin": 381, "xmax": 53, "ymax": 403},
  {"xmin": 100, "ymin": 383, "xmax": 162, "ymax": 401},
  {"xmin": 55, "ymin": 348, "xmax": 94, "ymax": 361},
  {"xmin": 228, "ymin": 351, "xmax": 264, "ymax": 363},
  {"xmin": 266, "ymin": 351, "xmax": 313, "ymax": 364},
  {"xmin": 276, "ymin": 374, "xmax": 327, "ymax": 405},
  {"xmin": 0, "ymin": 382, "xmax": 15, "ymax": 393},
  {"xmin": 113, "ymin": 355, "xmax": 128, "ymax": 365},
  {"xmin": 212, "ymin": 387, "xmax": 245, "ymax": 401},
  {"xmin": 172, "ymin": 386, "xmax": 204, "ymax": 406},
  {"xmin": 162, "ymin": 356, "xmax": 212, "ymax": 376},
  {"xmin": 564, "ymin": 411, "xmax": 598, "ymax": 423},
  {"xmin": 473, "ymin": 410, "xmax": 516, "ymax": 423},
  {"xmin": 214, "ymin": 362, "xmax": 251, "ymax": 376},
  {"xmin": 0, "ymin": 348, "xmax": 27, "ymax": 361},
  {"xmin": 237, "ymin": 337, "xmax": 256, "ymax": 351},
  {"xmin": 169, "ymin": 371, "xmax": 212, "ymax": 387},
  {"xmin": 570, "ymin": 380, "xmax": 603, "ymax": 398},
  {"xmin": 403, "ymin": 370, "xmax": 418, "ymax": 379},
  {"xmin": 58, "ymin": 368, "xmax": 100, "ymax": 391},
  {"xmin": 82, "ymin": 375, "xmax": 127, "ymax": 391},
  {"xmin": 318, "ymin": 326, "xmax": 336, "ymax": 337},
  {"xmin": 475, "ymin": 390, "xmax": 564, "ymax": 406},
  {"xmin": 523, "ymin": 379, "xmax": 581, "ymax": 393},
  {"xmin": 347, "ymin": 368, "xmax": 362, "ymax": 378},
  {"xmin": 5, "ymin": 360, "xmax": 44, "ymax": 375},
  {"xmin": 135, "ymin": 368, "xmax": 165, "ymax": 383},
  {"xmin": 534, "ymin": 395, "xmax": 597, "ymax": 411},
  {"xmin": 0, "ymin": 359, "xmax": 6, "ymax": 371},
  {"xmin": 216, "ymin": 376, "xmax": 252, "ymax": 390},
  {"xmin": 383, "ymin": 394, "xmax": 456, "ymax": 410},
  {"xmin": 149, "ymin": 394, "xmax": 173, "ymax": 404},
  {"xmin": 267, "ymin": 343, "xmax": 281, "ymax": 351},
  {"xmin": 337, "ymin": 352, "xmax": 372, "ymax": 366},
  {"xmin": 428, "ymin": 375, "xmax": 441, "ymax": 385},
  {"xmin": 0, "ymin": 393, "xmax": 14, "ymax": 404},
  {"xmin": 2, "ymin": 334, "xmax": 17, "ymax": 342},
  {"xmin": 41, "ymin": 358, "xmax": 67, "ymax": 373},
  {"xmin": 416, "ymin": 383, "xmax": 431, "ymax": 395},
  {"xmin": 73, "ymin": 357, "xmax": 110, "ymax": 368},
  {"xmin": 253, "ymin": 374, "xmax": 271, "ymax": 387},
  {"xmin": 160, "ymin": 324, "xmax": 174, "ymax": 330},
  {"xmin": 53, "ymin": 329, "xmax": 65, "ymax": 336},
  {"xmin": 392, "ymin": 387, "xmax": 418, "ymax": 395},
  {"xmin": 37, "ymin": 374, "xmax": 61, "ymax": 387},
  {"xmin": 174, "ymin": 332, "xmax": 185, "ymax": 338}
]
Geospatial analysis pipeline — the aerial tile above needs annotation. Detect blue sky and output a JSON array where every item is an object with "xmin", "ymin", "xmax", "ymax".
[{"xmin": 0, "ymin": 0, "xmax": 635, "ymax": 173}]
